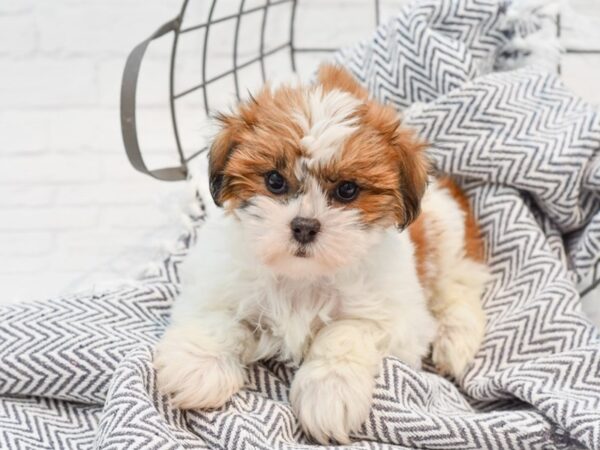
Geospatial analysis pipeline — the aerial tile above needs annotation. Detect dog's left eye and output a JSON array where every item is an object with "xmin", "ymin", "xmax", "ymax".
[
  {"xmin": 265, "ymin": 171, "xmax": 288, "ymax": 195},
  {"xmin": 334, "ymin": 181, "xmax": 359, "ymax": 202}
]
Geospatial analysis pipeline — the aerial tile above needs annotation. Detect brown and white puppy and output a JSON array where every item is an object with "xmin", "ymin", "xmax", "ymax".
[{"xmin": 154, "ymin": 65, "xmax": 489, "ymax": 444}]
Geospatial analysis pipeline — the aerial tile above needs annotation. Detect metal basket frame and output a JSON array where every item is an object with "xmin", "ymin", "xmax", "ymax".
[
  {"xmin": 121, "ymin": 0, "xmax": 382, "ymax": 182},
  {"xmin": 119, "ymin": 0, "xmax": 600, "ymax": 298}
]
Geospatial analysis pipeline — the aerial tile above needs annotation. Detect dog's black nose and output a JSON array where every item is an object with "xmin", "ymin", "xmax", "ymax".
[{"xmin": 291, "ymin": 217, "xmax": 321, "ymax": 244}]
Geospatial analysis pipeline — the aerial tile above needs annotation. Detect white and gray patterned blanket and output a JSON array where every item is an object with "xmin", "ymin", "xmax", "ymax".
[{"xmin": 2, "ymin": 0, "xmax": 600, "ymax": 448}]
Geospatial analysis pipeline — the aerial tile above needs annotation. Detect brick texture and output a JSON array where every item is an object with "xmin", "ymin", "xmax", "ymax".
[{"xmin": 0, "ymin": 0, "xmax": 598, "ymax": 306}]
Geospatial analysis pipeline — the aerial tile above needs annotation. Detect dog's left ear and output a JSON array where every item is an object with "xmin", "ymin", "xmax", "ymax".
[{"xmin": 361, "ymin": 102, "xmax": 429, "ymax": 229}]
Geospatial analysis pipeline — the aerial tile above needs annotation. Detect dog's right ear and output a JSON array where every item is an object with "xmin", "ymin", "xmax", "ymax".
[
  {"xmin": 208, "ymin": 102, "xmax": 258, "ymax": 206},
  {"xmin": 209, "ymin": 90, "xmax": 263, "ymax": 206},
  {"xmin": 208, "ymin": 114, "xmax": 239, "ymax": 207}
]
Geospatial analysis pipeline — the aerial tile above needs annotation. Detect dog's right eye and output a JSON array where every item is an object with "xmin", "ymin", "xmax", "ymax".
[{"xmin": 265, "ymin": 171, "xmax": 288, "ymax": 195}]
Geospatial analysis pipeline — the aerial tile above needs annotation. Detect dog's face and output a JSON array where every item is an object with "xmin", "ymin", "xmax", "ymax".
[{"xmin": 209, "ymin": 65, "xmax": 428, "ymax": 279}]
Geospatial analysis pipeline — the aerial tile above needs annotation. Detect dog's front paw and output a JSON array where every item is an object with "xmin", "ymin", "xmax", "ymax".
[
  {"xmin": 432, "ymin": 304, "xmax": 486, "ymax": 378},
  {"xmin": 154, "ymin": 325, "xmax": 246, "ymax": 410},
  {"xmin": 290, "ymin": 361, "xmax": 374, "ymax": 444}
]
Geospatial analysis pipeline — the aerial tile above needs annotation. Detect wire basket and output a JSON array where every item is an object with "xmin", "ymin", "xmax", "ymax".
[
  {"xmin": 120, "ymin": 0, "xmax": 383, "ymax": 182},
  {"xmin": 119, "ymin": 0, "xmax": 600, "ymax": 299}
]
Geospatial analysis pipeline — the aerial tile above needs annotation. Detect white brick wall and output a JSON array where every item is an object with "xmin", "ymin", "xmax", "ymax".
[
  {"xmin": 0, "ymin": 0, "xmax": 188, "ymax": 302},
  {"xmin": 0, "ymin": 0, "xmax": 599, "ymax": 306}
]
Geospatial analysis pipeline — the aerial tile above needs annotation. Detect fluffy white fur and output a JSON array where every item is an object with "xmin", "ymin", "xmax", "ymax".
[
  {"xmin": 237, "ymin": 176, "xmax": 378, "ymax": 279},
  {"xmin": 155, "ymin": 180, "xmax": 488, "ymax": 444},
  {"xmin": 420, "ymin": 183, "xmax": 489, "ymax": 376}
]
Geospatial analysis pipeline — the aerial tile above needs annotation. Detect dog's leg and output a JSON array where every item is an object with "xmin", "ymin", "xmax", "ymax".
[
  {"xmin": 290, "ymin": 319, "xmax": 385, "ymax": 444},
  {"xmin": 430, "ymin": 258, "xmax": 489, "ymax": 378},
  {"xmin": 154, "ymin": 313, "xmax": 252, "ymax": 410}
]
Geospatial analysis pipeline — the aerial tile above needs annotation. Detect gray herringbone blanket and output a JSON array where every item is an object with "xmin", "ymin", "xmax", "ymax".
[{"xmin": 2, "ymin": 0, "xmax": 600, "ymax": 448}]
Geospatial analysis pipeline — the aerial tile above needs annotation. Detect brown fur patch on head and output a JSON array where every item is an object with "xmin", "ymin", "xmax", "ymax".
[
  {"xmin": 208, "ymin": 85, "xmax": 308, "ymax": 208},
  {"xmin": 319, "ymin": 63, "xmax": 428, "ymax": 227},
  {"xmin": 314, "ymin": 97, "xmax": 428, "ymax": 227},
  {"xmin": 210, "ymin": 63, "xmax": 429, "ymax": 229}
]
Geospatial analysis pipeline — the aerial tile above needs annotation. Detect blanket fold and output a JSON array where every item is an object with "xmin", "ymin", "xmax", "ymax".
[{"xmin": 1, "ymin": 0, "xmax": 599, "ymax": 448}]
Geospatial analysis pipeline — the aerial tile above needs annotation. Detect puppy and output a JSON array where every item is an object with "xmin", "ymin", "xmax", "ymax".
[{"xmin": 155, "ymin": 64, "xmax": 489, "ymax": 444}]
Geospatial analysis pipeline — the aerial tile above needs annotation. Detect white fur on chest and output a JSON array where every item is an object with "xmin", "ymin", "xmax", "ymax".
[{"xmin": 172, "ymin": 211, "xmax": 436, "ymax": 367}]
